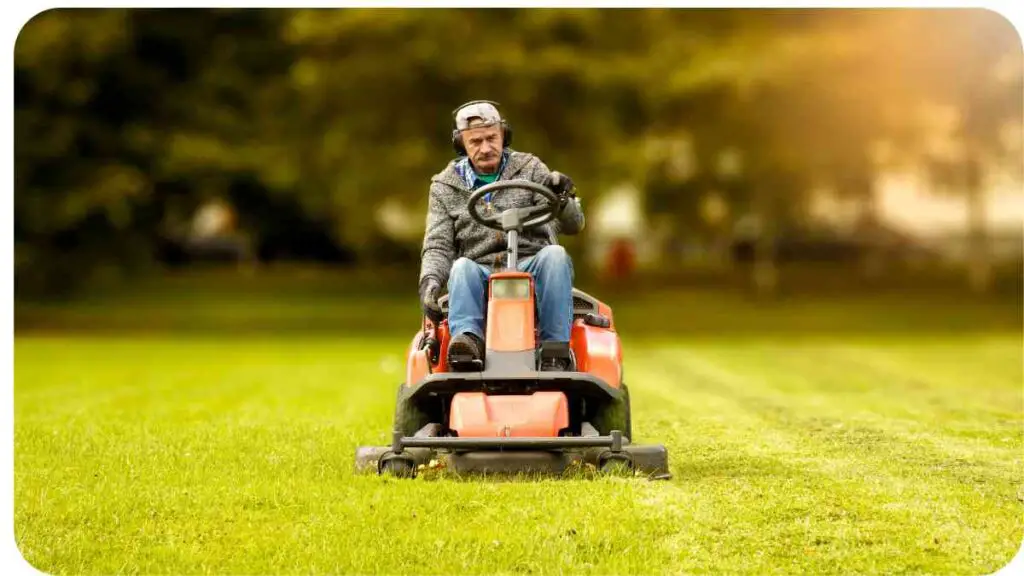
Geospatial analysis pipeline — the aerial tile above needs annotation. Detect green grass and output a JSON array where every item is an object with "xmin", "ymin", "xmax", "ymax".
[{"xmin": 15, "ymin": 329, "xmax": 1023, "ymax": 574}]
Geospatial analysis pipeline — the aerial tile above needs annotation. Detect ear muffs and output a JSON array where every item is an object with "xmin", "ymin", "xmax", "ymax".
[{"xmin": 451, "ymin": 100, "xmax": 513, "ymax": 156}]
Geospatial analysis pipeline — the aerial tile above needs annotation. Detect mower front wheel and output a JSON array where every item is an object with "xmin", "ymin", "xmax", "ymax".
[
  {"xmin": 380, "ymin": 457, "xmax": 416, "ymax": 478},
  {"xmin": 600, "ymin": 454, "xmax": 633, "ymax": 476}
]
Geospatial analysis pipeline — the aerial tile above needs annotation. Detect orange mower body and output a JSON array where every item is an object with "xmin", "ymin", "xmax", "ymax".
[{"xmin": 356, "ymin": 272, "xmax": 668, "ymax": 479}]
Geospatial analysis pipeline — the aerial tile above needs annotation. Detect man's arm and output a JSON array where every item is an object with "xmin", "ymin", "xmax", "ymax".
[
  {"xmin": 529, "ymin": 157, "xmax": 585, "ymax": 235},
  {"xmin": 419, "ymin": 182, "xmax": 456, "ymax": 294}
]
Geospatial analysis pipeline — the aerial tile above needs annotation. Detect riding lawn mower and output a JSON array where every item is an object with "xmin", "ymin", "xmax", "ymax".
[{"xmin": 355, "ymin": 180, "xmax": 671, "ymax": 479}]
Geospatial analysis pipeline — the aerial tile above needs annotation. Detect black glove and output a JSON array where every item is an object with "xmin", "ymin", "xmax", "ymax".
[
  {"xmin": 420, "ymin": 278, "xmax": 443, "ymax": 324},
  {"xmin": 543, "ymin": 171, "xmax": 575, "ymax": 204}
]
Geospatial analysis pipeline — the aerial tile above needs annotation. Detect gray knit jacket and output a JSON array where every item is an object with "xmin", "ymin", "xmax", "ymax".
[{"xmin": 418, "ymin": 150, "xmax": 585, "ymax": 296}]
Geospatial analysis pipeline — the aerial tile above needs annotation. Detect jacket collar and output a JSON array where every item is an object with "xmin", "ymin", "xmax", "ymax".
[{"xmin": 432, "ymin": 149, "xmax": 534, "ymax": 192}]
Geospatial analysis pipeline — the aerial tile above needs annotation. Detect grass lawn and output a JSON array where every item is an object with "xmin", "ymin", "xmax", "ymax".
[{"xmin": 14, "ymin": 326, "xmax": 1023, "ymax": 573}]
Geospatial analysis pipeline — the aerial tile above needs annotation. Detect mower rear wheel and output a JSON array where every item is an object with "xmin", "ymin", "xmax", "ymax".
[
  {"xmin": 393, "ymin": 382, "xmax": 431, "ymax": 438},
  {"xmin": 592, "ymin": 382, "xmax": 632, "ymax": 441},
  {"xmin": 622, "ymin": 383, "xmax": 633, "ymax": 441}
]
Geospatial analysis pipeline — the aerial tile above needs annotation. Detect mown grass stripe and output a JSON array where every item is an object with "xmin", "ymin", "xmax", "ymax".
[
  {"xmin": 638, "ymin": 344, "xmax": 1022, "ymax": 573},
  {"xmin": 649, "ymin": 341, "xmax": 1022, "ymax": 468}
]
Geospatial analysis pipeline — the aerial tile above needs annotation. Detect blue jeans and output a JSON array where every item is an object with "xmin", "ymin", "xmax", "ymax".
[{"xmin": 448, "ymin": 245, "xmax": 575, "ymax": 342}]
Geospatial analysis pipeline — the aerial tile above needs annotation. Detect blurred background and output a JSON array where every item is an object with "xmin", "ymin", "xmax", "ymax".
[{"xmin": 14, "ymin": 7, "xmax": 1022, "ymax": 336}]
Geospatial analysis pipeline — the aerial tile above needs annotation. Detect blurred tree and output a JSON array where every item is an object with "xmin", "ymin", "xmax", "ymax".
[
  {"xmin": 14, "ymin": 8, "xmax": 1020, "ymax": 297},
  {"xmin": 649, "ymin": 9, "xmax": 1021, "ymax": 294},
  {"xmin": 871, "ymin": 9, "xmax": 1022, "ymax": 293},
  {"xmin": 15, "ymin": 8, "xmax": 336, "ymax": 295}
]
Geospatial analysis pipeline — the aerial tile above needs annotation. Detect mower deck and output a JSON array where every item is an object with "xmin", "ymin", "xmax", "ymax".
[{"xmin": 355, "ymin": 425, "xmax": 671, "ymax": 479}]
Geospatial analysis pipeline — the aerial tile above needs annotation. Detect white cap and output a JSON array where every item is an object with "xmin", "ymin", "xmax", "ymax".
[{"xmin": 454, "ymin": 100, "xmax": 503, "ymax": 130}]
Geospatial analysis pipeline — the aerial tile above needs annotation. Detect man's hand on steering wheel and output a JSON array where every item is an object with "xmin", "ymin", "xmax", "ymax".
[{"xmin": 543, "ymin": 171, "xmax": 575, "ymax": 205}]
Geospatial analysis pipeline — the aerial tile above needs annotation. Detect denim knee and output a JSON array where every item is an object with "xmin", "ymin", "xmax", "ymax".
[
  {"xmin": 535, "ymin": 245, "xmax": 573, "ymax": 277},
  {"xmin": 449, "ymin": 257, "xmax": 477, "ymax": 283},
  {"xmin": 537, "ymin": 245, "xmax": 568, "ymax": 262}
]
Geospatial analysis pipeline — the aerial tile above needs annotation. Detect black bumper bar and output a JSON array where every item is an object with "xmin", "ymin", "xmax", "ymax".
[{"xmin": 394, "ymin": 430, "xmax": 624, "ymax": 452}]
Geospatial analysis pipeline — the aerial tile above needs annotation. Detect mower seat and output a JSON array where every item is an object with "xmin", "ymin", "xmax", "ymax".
[{"xmin": 437, "ymin": 287, "xmax": 601, "ymax": 322}]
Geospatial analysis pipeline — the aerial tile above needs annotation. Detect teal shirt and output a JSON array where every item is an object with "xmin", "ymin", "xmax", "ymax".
[{"xmin": 476, "ymin": 172, "xmax": 499, "ymax": 185}]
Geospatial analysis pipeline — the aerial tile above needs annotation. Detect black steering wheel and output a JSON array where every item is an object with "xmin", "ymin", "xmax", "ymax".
[{"xmin": 468, "ymin": 179, "xmax": 562, "ymax": 232}]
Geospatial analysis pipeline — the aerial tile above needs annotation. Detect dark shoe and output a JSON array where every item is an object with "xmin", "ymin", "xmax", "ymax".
[
  {"xmin": 448, "ymin": 332, "xmax": 484, "ymax": 371},
  {"xmin": 540, "ymin": 340, "xmax": 574, "ymax": 372},
  {"xmin": 541, "ymin": 356, "xmax": 572, "ymax": 372}
]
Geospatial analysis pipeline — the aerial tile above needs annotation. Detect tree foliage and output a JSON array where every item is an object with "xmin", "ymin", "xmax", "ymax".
[{"xmin": 14, "ymin": 8, "xmax": 1021, "ymax": 296}]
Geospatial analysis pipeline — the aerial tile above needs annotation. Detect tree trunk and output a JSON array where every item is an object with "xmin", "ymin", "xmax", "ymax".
[
  {"xmin": 857, "ymin": 184, "xmax": 885, "ymax": 283},
  {"xmin": 965, "ymin": 154, "xmax": 991, "ymax": 294},
  {"xmin": 753, "ymin": 186, "xmax": 778, "ymax": 298}
]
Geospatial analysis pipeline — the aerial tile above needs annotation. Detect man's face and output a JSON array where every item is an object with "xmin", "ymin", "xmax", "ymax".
[{"xmin": 462, "ymin": 121, "xmax": 503, "ymax": 174}]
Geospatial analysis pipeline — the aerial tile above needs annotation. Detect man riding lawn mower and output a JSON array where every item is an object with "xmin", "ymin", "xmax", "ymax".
[{"xmin": 355, "ymin": 101, "xmax": 670, "ymax": 479}]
